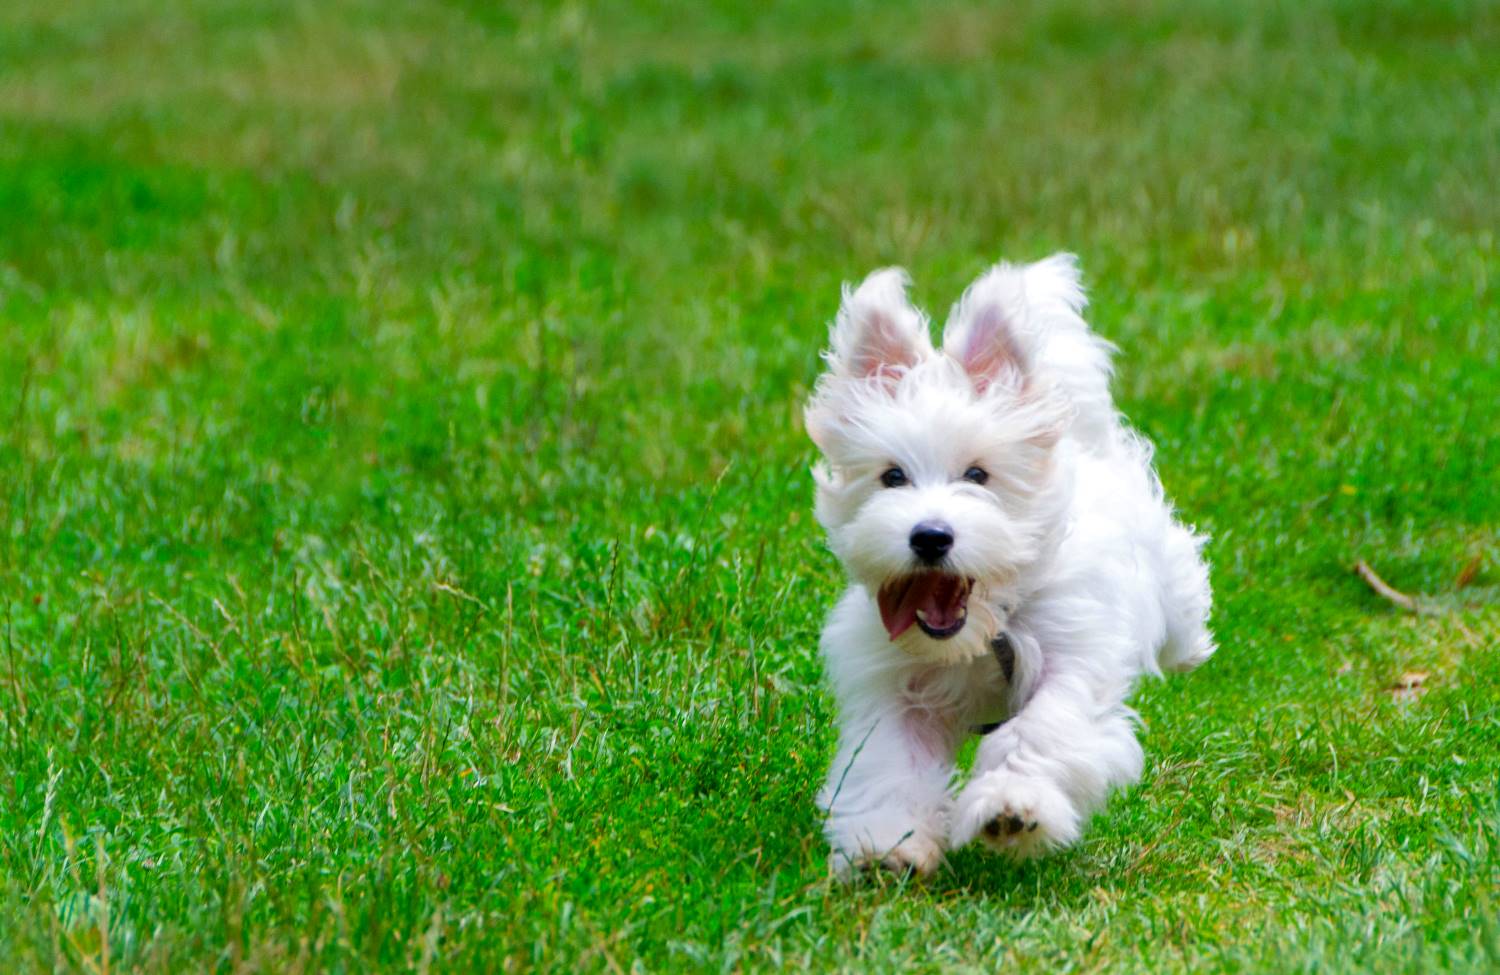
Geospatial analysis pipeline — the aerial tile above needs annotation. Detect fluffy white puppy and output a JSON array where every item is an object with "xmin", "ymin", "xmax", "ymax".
[{"xmin": 806, "ymin": 254, "xmax": 1214, "ymax": 878}]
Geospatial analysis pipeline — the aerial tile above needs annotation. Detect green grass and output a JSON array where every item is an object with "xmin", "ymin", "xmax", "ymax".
[{"xmin": 1, "ymin": 0, "xmax": 1497, "ymax": 970}]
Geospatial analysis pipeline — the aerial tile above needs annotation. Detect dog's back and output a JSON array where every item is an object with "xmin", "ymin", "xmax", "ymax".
[{"xmin": 970, "ymin": 255, "xmax": 1215, "ymax": 675}]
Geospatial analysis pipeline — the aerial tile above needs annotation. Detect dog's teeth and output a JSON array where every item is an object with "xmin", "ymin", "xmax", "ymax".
[{"xmin": 916, "ymin": 610, "xmax": 929, "ymax": 622}]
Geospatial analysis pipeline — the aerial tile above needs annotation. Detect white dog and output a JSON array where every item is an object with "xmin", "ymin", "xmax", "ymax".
[{"xmin": 805, "ymin": 254, "xmax": 1214, "ymax": 878}]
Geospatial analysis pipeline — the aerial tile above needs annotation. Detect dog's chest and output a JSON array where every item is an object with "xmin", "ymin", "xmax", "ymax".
[{"xmin": 901, "ymin": 636, "xmax": 1014, "ymax": 733}]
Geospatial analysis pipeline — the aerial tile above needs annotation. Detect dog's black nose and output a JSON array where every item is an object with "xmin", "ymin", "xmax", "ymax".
[{"xmin": 909, "ymin": 522, "xmax": 954, "ymax": 565}]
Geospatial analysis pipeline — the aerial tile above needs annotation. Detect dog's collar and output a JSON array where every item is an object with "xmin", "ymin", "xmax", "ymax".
[
  {"xmin": 972, "ymin": 632, "xmax": 1015, "ymax": 736},
  {"xmin": 989, "ymin": 631, "xmax": 1016, "ymax": 682}
]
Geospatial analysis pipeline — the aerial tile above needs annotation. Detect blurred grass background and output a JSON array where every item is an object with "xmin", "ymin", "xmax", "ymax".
[{"xmin": 0, "ymin": 0, "xmax": 1497, "ymax": 970}]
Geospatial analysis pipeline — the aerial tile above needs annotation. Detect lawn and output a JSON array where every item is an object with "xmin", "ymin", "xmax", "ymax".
[{"xmin": 1, "ymin": 0, "xmax": 1497, "ymax": 970}]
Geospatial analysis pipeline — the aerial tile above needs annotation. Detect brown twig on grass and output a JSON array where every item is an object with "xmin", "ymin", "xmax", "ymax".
[
  {"xmin": 1353, "ymin": 560, "xmax": 1437, "ymax": 615},
  {"xmin": 1455, "ymin": 552, "xmax": 1484, "ymax": 589}
]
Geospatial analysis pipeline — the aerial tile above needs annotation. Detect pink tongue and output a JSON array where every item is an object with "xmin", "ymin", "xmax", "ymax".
[{"xmin": 877, "ymin": 573, "xmax": 964, "ymax": 639}]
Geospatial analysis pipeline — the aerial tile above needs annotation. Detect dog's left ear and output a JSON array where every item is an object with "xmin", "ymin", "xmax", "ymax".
[{"xmin": 942, "ymin": 266, "xmax": 1035, "ymax": 394}]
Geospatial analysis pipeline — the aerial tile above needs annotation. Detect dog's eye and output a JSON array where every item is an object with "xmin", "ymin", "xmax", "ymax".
[
  {"xmin": 962, "ymin": 466, "xmax": 989, "ymax": 485},
  {"xmin": 880, "ymin": 467, "xmax": 908, "ymax": 488}
]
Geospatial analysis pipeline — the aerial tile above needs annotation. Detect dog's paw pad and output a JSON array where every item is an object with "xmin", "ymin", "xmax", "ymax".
[
  {"xmin": 983, "ymin": 813, "xmax": 1032, "ymax": 838},
  {"xmin": 953, "ymin": 773, "xmax": 1080, "ymax": 859}
]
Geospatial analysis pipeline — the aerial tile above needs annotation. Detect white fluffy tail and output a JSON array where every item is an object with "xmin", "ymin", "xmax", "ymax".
[{"xmin": 1157, "ymin": 521, "xmax": 1216, "ymax": 672}]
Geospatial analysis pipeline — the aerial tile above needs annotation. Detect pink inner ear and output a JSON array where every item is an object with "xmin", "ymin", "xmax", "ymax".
[
  {"xmin": 850, "ymin": 311, "xmax": 919, "ymax": 378},
  {"xmin": 959, "ymin": 305, "xmax": 1027, "ymax": 393}
]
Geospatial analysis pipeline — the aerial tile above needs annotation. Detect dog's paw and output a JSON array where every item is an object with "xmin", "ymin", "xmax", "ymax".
[
  {"xmin": 830, "ymin": 831, "xmax": 945, "ymax": 882},
  {"xmin": 951, "ymin": 772, "xmax": 1080, "ymax": 859}
]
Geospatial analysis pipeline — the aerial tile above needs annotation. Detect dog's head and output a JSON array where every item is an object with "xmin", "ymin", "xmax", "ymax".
[{"xmin": 805, "ymin": 267, "xmax": 1073, "ymax": 662}]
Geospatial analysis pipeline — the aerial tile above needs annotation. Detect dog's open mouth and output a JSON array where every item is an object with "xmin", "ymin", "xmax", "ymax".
[{"xmin": 877, "ymin": 572, "xmax": 972, "ymax": 641}]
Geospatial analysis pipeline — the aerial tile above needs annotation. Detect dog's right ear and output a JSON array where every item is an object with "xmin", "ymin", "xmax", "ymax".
[{"xmin": 824, "ymin": 268, "xmax": 931, "ymax": 381}]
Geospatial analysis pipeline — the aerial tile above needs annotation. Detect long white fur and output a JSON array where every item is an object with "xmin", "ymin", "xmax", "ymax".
[{"xmin": 805, "ymin": 254, "xmax": 1214, "ymax": 877}]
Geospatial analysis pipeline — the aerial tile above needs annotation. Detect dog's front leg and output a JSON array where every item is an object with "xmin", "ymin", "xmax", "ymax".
[
  {"xmin": 818, "ymin": 687, "xmax": 959, "ymax": 879},
  {"xmin": 950, "ymin": 657, "xmax": 1143, "ymax": 859}
]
